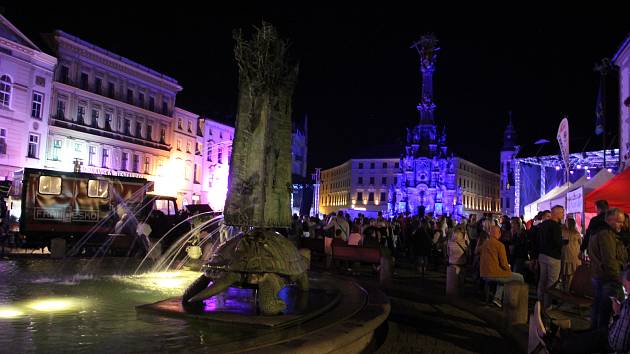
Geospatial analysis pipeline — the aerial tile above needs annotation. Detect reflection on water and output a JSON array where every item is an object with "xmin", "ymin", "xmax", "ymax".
[{"xmin": 0, "ymin": 258, "xmax": 263, "ymax": 353}]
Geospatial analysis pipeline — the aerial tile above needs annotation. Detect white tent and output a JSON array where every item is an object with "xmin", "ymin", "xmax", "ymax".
[
  {"xmin": 524, "ymin": 184, "xmax": 567, "ymax": 220},
  {"xmin": 536, "ymin": 184, "xmax": 570, "ymax": 212},
  {"xmin": 566, "ymin": 169, "xmax": 614, "ymax": 214}
]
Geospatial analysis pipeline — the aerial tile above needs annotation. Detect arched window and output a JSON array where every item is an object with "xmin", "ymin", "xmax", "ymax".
[{"xmin": 0, "ymin": 75, "xmax": 12, "ymax": 108}]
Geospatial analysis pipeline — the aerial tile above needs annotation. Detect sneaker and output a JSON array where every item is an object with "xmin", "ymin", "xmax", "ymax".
[{"xmin": 492, "ymin": 298, "xmax": 502, "ymax": 308}]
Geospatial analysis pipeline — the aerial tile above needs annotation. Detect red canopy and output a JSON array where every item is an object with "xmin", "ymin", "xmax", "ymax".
[{"xmin": 584, "ymin": 168, "xmax": 630, "ymax": 213}]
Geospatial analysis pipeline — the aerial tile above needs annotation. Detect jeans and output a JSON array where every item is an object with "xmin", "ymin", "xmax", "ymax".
[
  {"xmin": 484, "ymin": 272, "xmax": 525, "ymax": 301},
  {"xmin": 538, "ymin": 254, "xmax": 561, "ymax": 309},
  {"xmin": 591, "ymin": 278, "xmax": 623, "ymax": 329}
]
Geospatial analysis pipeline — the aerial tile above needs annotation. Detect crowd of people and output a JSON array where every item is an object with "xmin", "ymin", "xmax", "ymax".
[{"xmin": 295, "ymin": 198, "xmax": 630, "ymax": 353}]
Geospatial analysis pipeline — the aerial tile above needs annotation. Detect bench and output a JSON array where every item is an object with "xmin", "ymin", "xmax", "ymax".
[
  {"xmin": 332, "ymin": 244, "xmax": 381, "ymax": 264},
  {"xmin": 546, "ymin": 264, "xmax": 594, "ymax": 314}
]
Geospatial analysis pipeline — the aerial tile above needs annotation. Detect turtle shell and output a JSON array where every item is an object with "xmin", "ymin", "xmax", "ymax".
[{"xmin": 205, "ymin": 228, "xmax": 307, "ymax": 275}]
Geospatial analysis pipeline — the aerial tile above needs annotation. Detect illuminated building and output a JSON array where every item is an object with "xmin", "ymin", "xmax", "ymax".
[{"xmin": 0, "ymin": 15, "xmax": 56, "ymax": 179}]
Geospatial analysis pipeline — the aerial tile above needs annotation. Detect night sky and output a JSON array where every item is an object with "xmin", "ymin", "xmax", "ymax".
[{"xmin": 4, "ymin": 5, "xmax": 629, "ymax": 174}]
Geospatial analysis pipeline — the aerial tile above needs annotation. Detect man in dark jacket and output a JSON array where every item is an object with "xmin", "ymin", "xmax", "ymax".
[
  {"xmin": 538, "ymin": 205, "xmax": 564, "ymax": 310},
  {"xmin": 582, "ymin": 199, "xmax": 609, "ymax": 254},
  {"xmin": 588, "ymin": 207, "xmax": 628, "ymax": 329}
]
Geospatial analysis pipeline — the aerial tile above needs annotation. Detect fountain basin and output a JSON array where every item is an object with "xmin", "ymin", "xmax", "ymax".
[{"xmin": 136, "ymin": 273, "xmax": 389, "ymax": 353}]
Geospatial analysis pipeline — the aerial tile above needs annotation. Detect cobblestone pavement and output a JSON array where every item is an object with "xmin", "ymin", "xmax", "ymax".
[{"xmin": 378, "ymin": 297, "xmax": 512, "ymax": 354}]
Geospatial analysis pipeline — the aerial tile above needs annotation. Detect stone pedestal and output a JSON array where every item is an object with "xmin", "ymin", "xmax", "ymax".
[
  {"xmin": 503, "ymin": 282, "xmax": 529, "ymax": 326},
  {"xmin": 50, "ymin": 238, "xmax": 66, "ymax": 259},
  {"xmin": 446, "ymin": 265, "xmax": 460, "ymax": 297}
]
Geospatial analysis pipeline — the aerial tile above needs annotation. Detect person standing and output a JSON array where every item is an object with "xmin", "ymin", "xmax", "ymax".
[
  {"xmin": 582, "ymin": 200, "xmax": 609, "ymax": 254},
  {"xmin": 538, "ymin": 205, "xmax": 564, "ymax": 310},
  {"xmin": 510, "ymin": 217, "xmax": 529, "ymax": 276},
  {"xmin": 560, "ymin": 218, "xmax": 582, "ymax": 291},
  {"xmin": 588, "ymin": 208, "xmax": 629, "ymax": 329}
]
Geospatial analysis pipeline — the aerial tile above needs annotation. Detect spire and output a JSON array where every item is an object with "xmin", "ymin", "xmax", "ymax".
[
  {"xmin": 502, "ymin": 111, "xmax": 518, "ymax": 151},
  {"xmin": 411, "ymin": 34, "xmax": 439, "ymax": 125}
]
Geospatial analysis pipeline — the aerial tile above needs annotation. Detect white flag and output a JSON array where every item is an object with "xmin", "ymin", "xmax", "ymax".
[{"xmin": 557, "ymin": 117, "xmax": 570, "ymax": 176}]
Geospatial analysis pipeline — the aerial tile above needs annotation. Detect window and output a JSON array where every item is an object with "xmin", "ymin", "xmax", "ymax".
[
  {"xmin": 60, "ymin": 66, "xmax": 69, "ymax": 84},
  {"xmin": 149, "ymin": 97, "xmax": 155, "ymax": 111},
  {"xmin": 394, "ymin": 162, "xmax": 399, "ymax": 169},
  {"xmin": 357, "ymin": 192, "xmax": 363, "ymax": 202},
  {"xmin": 108, "ymin": 82, "xmax": 115, "ymax": 98},
  {"xmin": 0, "ymin": 128, "xmax": 5, "ymax": 154},
  {"xmin": 159, "ymin": 125, "xmax": 166, "ymax": 143},
  {"xmin": 369, "ymin": 177, "xmax": 374, "ymax": 185},
  {"xmin": 382, "ymin": 177, "xmax": 387, "ymax": 185},
  {"xmin": 177, "ymin": 139, "xmax": 182, "ymax": 151},
  {"xmin": 187, "ymin": 121, "xmax": 192, "ymax": 133},
  {"xmin": 91, "ymin": 109, "xmax": 99, "ymax": 126},
  {"xmin": 105, "ymin": 113, "xmax": 113, "ymax": 130},
  {"xmin": 208, "ymin": 129, "xmax": 212, "ymax": 136},
  {"xmin": 135, "ymin": 122, "xmax": 142, "ymax": 138},
  {"xmin": 74, "ymin": 143, "xmax": 82, "ymax": 153},
  {"xmin": 51, "ymin": 139, "xmax": 62, "ymax": 161},
  {"xmin": 382, "ymin": 162, "xmax": 387, "ymax": 168},
  {"xmin": 394, "ymin": 176, "xmax": 398, "ymax": 185},
  {"xmin": 218, "ymin": 147, "xmax": 223, "ymax": 163},
  {"xmin": 27, "ymin": 134, "xmax": 39, "ymax": 158},
  {"xmin": 121, "ymin": 152, "xmax": 128, "ymax": 171},
  {"xmin": 193, "ymin": 164, "xmax": 199, "ymax": 183},
  {"xmin": 126, "ymin": 89, "xmax": 133, "ymax": 104},
  {"xmin": 368, "ymin": 192, "xmax": 374, "ymax": 202},
  {"xmin": 138, "ymin": 93, "xmax": 144, "ymax": 107},
  {"xmin": 88, "ymin": 146, "xmax": 96, "ymax": 166},
  {"xmin": 123, "ymin": 119, "xmax": 131, "ymax": 135},
  {"xmin": 186, "ymin": 141, "xmax": 191, "ymax": 153},
  {"xmin": 358, "ymin": 177, "xmax": 363, "ymax": 185},
  {"xmin": 77, "ymin": 106, "xmax": 85, "ymax": 122},
  {"xmin": 95, "ymin": 78, "xmax": 102, "ymax": 95},
  {"xmin": 56, "ymin": 100, "xmax": 66, "ymax": 119},
  {"xmin": 358, "ymin": 162, "xmax": 363, "ymax": 169},
  {"xmin": 177, "ymin": 119, "xmax": 183, "ymax": 130},
  {"xmin": 144, "ymin": 157, "xmax": 150, "ymax": 174},
  {"xmin": 0, "ymin": 75, "xmax": 12, "ymax": 107},
  {"xmin": 132, "ymin": 154, "xmax": 139, "ymax": 172},
  {"xmin": 380, "ymin": 192, "xmax": 386, "ymax": 202},
  {"xmin": 38, "ymin": 176, "xmax": 61, "ymax": 195},
  {"xmin": 80, "ymin": 73, "xmax": 89, "ymax": 90},
  {"xmin": 31, "ymin": 92, "xmax": 43, "ymax": 118},
  {"xmin": 370, "ymin": 162, "xmax": 375, "ymax": 169},
  {"xmin": 162, "ymin": 101, "xmax": 168, "ymax": 115},
  {"xmin": 207, "ymin": 143, "xmax": 213, "ymax": 161},
  {"xmin": 146, "ymin": 125, "xmax": 153, "ymax": 141},
  {"xmin": 101, "ymin": 148, "xmax": 109, "ymax": 168},
  {"xmin": 88, "ymin": 180, "xmax": 108, "ymax": 198}
]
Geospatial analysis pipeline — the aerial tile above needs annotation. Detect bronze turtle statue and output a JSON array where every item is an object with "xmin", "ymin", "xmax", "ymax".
[{"xmin": 182, "ymin": 228, "xmax": 309, "ymax": 315}]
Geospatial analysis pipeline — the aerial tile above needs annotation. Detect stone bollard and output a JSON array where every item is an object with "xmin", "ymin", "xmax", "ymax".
[
  {"xmin": 50, "ymin": 238, "xmax": 66, "ymax": 259},
  {"xmin": 379, "ymin": 255, "xmax": 393, "ymax": 288},
  {"xmin": 503, "ymin": 281, "xmax": 529, "ymax": 326},
  {"xmin": 446, "ymin": 265, "xmax": 460, "ymax": 297}
]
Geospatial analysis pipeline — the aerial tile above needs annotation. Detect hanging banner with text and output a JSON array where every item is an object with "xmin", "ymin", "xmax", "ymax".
[{"xmin": 557, "ymin": 117, "xmax": 570, "ymax": 181}]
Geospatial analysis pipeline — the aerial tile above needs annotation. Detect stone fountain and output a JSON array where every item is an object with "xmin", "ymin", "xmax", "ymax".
[{"xmin": 137, "ymin": 23, "xmax": 390, "ymax": 353}]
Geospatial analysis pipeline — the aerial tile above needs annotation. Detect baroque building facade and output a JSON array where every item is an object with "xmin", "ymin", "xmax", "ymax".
[
  {"xmin": 44, "ymin": 30, "xmax": 180, "ymax": 197},
  {"xmin": 0, "ymin": 15, "xmax": 56, "ymax": 179}
]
